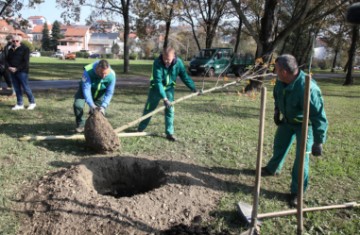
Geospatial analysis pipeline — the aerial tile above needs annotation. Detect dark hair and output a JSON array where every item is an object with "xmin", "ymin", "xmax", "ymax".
[
  {"xmin": 275, "ymin": 54, "xmax": 298, "ymax": 73},
  {"xmin": 97, "ymin": 60, "xmax": 109, "ymax": 69}
]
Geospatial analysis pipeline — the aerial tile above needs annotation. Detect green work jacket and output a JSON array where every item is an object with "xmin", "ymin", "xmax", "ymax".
[
  {"xmin": 273, "ymin": 70, "xmax": 328, "ymax": 143},
  {"xmin": 150, "ymin": 55, "xmax": 196, "ymax": 99}
]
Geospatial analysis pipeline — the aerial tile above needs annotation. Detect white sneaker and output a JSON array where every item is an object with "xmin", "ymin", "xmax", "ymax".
[
  {"xmin": 27, "ymin": 103, "xmax": 36, "ymax": 110},
  {"xmin": 12, "ymin": 104, "xmax": 24, "ymax": 110}
]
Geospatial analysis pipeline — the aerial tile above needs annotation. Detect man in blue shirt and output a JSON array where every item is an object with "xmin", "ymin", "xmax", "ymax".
[{"xmin": 73, "ymin": 60, "xmax": 116, "ymax": 133}]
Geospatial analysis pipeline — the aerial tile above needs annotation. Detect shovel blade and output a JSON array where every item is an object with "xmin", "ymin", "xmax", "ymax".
[{"xmin": 237, "ymin": 202, "xmax": 253, "ymax": 225}]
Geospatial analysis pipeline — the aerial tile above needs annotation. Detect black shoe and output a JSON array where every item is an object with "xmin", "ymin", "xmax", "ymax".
[
  {"xmin": 261, "ymin": 167, "xmax": 278, "ymax": 177},
  {"xmin": 289, "ymin": 193, "xmax": 298, "ymax": 208},
  {"xmin": 166, "ymin": 134, "xmax": 176, "ymax": 142}
]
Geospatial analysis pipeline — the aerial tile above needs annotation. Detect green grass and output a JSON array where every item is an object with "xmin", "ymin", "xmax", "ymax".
[
  {"xmin": 29, "ymin": 57, "xmax": 153, "ymax": 80},
  {"xmin": 0, "ymin": 72, "xmax": 359, "ymax": 234}
]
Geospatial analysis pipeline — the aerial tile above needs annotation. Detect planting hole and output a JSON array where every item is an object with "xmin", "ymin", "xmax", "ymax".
[{"xmin": 93, "ymin": 159, "xmax": 167, "ymax": 198}]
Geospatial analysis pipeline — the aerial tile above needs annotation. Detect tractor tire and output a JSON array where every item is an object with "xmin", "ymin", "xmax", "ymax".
[{"xmin": 234, "ymin": 67, "xmax": 245, "ymax": 77}]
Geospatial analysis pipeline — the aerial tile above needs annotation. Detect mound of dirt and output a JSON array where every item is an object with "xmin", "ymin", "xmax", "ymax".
[
  {"xmin": 14, "ymin": 156, "xmax": 233, "ymax": 235},
  {"xmin": 84, "ymin": 110, "xmax": 120, "ymax": 152}
]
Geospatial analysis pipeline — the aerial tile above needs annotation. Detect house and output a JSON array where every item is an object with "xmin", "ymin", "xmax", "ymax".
[
  {"xmin": 0, "ymin": 20, "xmax": 30, "ymax": 46},
  {"xmin": 90, "ymin": 20, "xmax": 118, "ymax": 33},
  {"xmin": 57, "ymin": 25, "xmax": 90, "ymax": 53},
  {"xmin": 28, "ymin": 23, "xmax": 52, "ymax": 42},
  {"xmin": 88, "ymin": 32, "xmax": 123, "ymax": 54},
  {"xmin": 28, "ymin": 16, "xmax": 47, "ymax": 26}
]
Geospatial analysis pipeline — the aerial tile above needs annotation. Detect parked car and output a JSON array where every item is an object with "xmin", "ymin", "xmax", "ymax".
[
  {"xmin": 65, "ymin": 53, "xmax": 76, "ymax": 60},
  {"xmin": 79, "ymin": 49, "xmax": 93, "ymax": 55},
  {"xmin": 353, "ymin": 66, "xmax": 360, "ymax": 70},
  {"xmin": 53, "ymin": 51, "xmax": 64, "ymax": 58},
  {"xmin": 188, "ymin": 48, "xmax": 254, "ymax": 77},
  {"xmin": 30, "ymin": 51, "xmax": 41, "ymax": 57},
  {"xmin": 89, "ymin": 53, "xmax": 101, "ymax": 58}
]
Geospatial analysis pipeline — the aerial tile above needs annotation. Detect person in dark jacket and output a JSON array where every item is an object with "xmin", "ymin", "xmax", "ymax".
[
  {"xmin": 0, "ymin": 35, "xmax": 15, "ymax": 95},
  {"xmin": 137, "ymin": 47, "xmax": 197, "ymax": 141},
  {"xmin": 6, "ymin": 35, "xmax": 36, "ymax": 110}
]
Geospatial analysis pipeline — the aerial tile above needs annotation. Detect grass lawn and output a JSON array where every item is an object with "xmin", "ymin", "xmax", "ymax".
[
  {"xmin": 29, "ymin": 57, "xmax": 154, "ymax": 80},
  {"xmin": 0, "ymin": 66, "xmax": 359, "ymax": 234}
]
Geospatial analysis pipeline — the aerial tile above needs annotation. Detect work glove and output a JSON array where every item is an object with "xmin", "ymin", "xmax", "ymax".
[
  {"xmin": 89, "ymin": 106, "xmax": 97, "ymax": 115},
  {"xmin": 312, "ymin": 143, "xmax": 323, "ymax": 156},
  {"xmin": 274, "ymin": 107, "xmax": 282, "ymax": 126},
  {"xmin": 193, "ymin": 88, "xmax": 203, "ymax": 96},
  {"xmin": 163, "ymin": 99, "xmax": 172, "ymax": 109}
]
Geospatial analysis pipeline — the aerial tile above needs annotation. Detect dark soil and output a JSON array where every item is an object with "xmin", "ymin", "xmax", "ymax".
[
  {"xmin": 84, "ymin": 110, "xmax": 120, "ymax": 152},
  {"xmin": 13, "ymin": 156, "xmax": 234, "ymax": 235}
]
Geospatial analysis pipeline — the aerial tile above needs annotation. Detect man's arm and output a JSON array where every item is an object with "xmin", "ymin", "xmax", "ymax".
[
  {"xmin": 152, "ymin": 60, "xmax": 167, "ymax": 99},
  {"xmin": 81, "ymin": 70, "xmax": 96, "ymax": 108},
  {"xmin": 309, "ymin": 86, "xmax": 328, "ymax": 144},
  {"xmin": 16, "ymin": 46, "xmax": 30, "ymax": 72},
  {"xmin": 101, "ymin": 71, "xmax": 116, "ymax": 108}
]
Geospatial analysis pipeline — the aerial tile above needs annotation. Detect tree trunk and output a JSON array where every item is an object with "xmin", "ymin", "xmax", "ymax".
[
  {"xmin": 331, "ymin": 49, "xmax": 339, "ymax": 73},
  {"xmin": 122, "ymin": 0, "xmax": 130, "ymax": 73},
  {"xmin": 163, "ymin": 5, "xmax": 174, "ymax": 49},
  {"xmin": 344, "ymin": 25, "xmax": 359, "ymax": 86},
  {"xmin": 256, "ymin": 0, "xmax": 278, "ymax": 58},
  {"xmin": 291, "ymin": 28, "xmax": 302, "ymax": 55},
  {"xmin": 163, "ymin": 19, "xmax": 171, "ymax": 49},
  {"xmin": 190, "ymin": 23, "xmax": 201, "ymax": 51},
  {"xmin": 234, "ymin": 17, "xmax": 242, "ymax": 54},
  {"xmin": 280, "ymin": 35, "xmax": 289, "ymax": 55}
]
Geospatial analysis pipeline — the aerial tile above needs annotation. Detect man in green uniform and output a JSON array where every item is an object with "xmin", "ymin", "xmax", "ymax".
[
  {"xmin": 262, "ymin": 54, "xmax": 328, "ymax": 207},
  {"xmin": 73, "ymin": 60, "xmax": 116, "ymax": 133},
  {"xmin": 138, "ymin": 47, "xmax": 197, "ymax": 141}
]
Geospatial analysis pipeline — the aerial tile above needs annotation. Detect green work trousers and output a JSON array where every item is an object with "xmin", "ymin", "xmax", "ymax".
[
  {"xmin": 138, "ymin": 87, "xmax": 174, "ymax": 135},
  {"xmin": 73, "ymin": 89, "xmax": 105, "ymax": 128},
  {"xmin": 266, "ymin": 122, "xmax": 313, "ymax": 194}
]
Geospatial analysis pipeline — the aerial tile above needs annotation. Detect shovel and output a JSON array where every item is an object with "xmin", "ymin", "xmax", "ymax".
[
  {"xmin": 237, "ymin": 86, "xmax": 267, "ymax": 234},
  {"xmin": 238, "ymin": 77, "xmax": 359, "ymax": 234},
  {"xmin": 238, "ymin": 201, "xmax": 358, "ymax": 234}
]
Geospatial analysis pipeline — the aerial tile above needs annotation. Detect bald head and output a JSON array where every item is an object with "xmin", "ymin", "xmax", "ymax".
[{"xmin": 162, "ymin": 47, "xmax": 175, "ymax": 68}]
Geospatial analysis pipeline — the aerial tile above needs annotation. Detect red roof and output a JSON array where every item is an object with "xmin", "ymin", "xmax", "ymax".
[
  {"xmin": 0, "ymin": 20, "xmax": 29, "ymax": 39},
  {"xmin": 129, "ymin": 33, "xmax": 137, "ymax": 38},
  {"xmin": 32, "ymin": 24, "xmax": 52, "ymax": 33},
  {"xmin": 65, "ymin": 26, "xmax": 89, "ymax": 37},
  {"xmin": 28, "ymin": 16, "xmax": 46, "ymax": 19}
]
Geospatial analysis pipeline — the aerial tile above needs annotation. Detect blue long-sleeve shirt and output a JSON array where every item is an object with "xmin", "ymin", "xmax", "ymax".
[{"xmin": 81, "ymin": 61, "xmax": 116, "ymax": 108}]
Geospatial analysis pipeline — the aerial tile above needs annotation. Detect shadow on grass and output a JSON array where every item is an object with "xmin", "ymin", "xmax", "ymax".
[
  {"xmin": 3, "ymin": 197, "xmax": 158, "ymax": 234},
  {"xmin": 0, "ymin": 122, "xmax": 97, "ymax": 156}
]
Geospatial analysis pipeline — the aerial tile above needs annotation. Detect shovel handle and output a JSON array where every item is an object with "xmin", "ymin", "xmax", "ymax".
[{"xmin": 258, "ymin": 202, "xmax": 358, "ymax": 219}]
